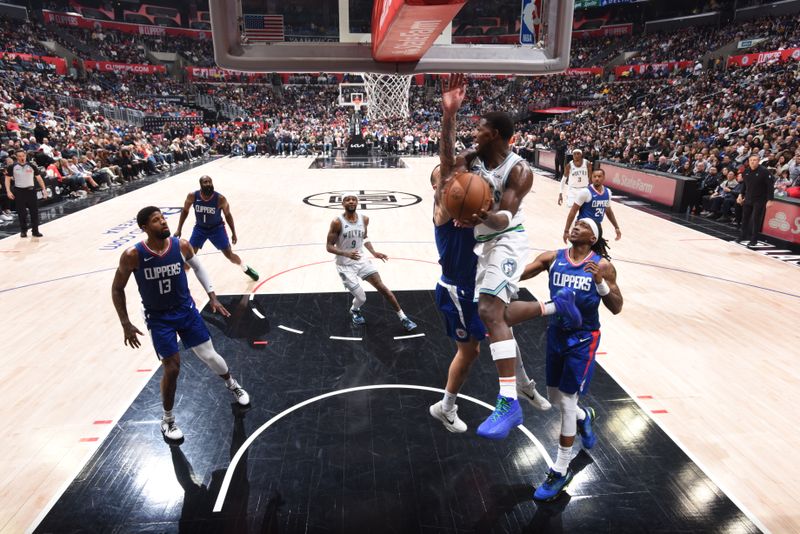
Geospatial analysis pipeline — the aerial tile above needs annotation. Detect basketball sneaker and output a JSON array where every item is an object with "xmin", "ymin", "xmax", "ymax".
[
  {"xmin": 400, "ymin": 317, "xmax": 417, "ymax": 331},
  {"xmin": 534, "ymin": 468, "xmax": 574, "ymax": 501},
  {"xmin": 553, "ymin": 288, "xmax": 582, "ymax": 329},
  {"xmin": 429, "ymin": 401, "xmax": 467, "ymax": 433},
  {"xmin": 577, "ymin": 406, "xmax": 597, "ymax": 449},
  {"xmin": 517, "ymin": 380, "xmax": 552, "ymax": 411},
  {"xmin": 161, "ymin": 418, "xmax": 184, "ymax": 441},
  {"xmin": 244, "ymin": 266, "xmax": 259, "ymax": 281},
  {"xmin": 351, "ymin": 308, "xmax": 366, "ymax": 326},
  {"xmin": 476, "ymin": 395, "xmax": 523, "ymax": 440},
  {"xmin": 227, "ymin": 380, "xmax": 250, "ymax": 406}
]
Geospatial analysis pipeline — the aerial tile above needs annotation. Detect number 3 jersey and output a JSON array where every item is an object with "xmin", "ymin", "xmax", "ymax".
[
  {"xmin": 548, "ymin": 249, "xmax": 602, "ymax": 331},
  {"xmin": 133, "ymin": 237, "xmax": 192, "ymax": 312}
]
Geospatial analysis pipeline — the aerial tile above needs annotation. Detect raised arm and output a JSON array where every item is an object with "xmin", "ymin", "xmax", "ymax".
[
  {"xmin": 111, "ymin": 247, "xmax": 144, "ymax": 348},
  {"xmin": 174, "ymin": 192, "xmax": 194, "ymax": 237}
]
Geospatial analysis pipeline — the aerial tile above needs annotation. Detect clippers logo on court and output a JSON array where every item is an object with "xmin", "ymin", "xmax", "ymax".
[
  {"xmin": 99, "ymin": 207, "xmax": 182, "ymax": 250},
  {"xmin": 303, "ymin": 190, "xmax": 422, "ymax": 210},
  {"xmin": 501, "ymin": 259, "xmax": 517, "ymax": 277}
]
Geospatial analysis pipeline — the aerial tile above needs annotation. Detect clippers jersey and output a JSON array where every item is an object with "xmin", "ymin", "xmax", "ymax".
[
  {"xmin": 548, "ymin": 249, "xmax": 601, "ymax": 331},
  {"xmin": 193, "ymin": 191, "xmax": 223, "ymax": 228},
  {"xmin": 435, "ymin": 218, "xmax": 477, "ymax": 286},
  {"xmin": 470, "ymin": 152, "xmax": 526, "ymax": 240},
  {"xmin": 577, "ymin": 185, "xmax": 611, "ymax": 225},
  {"xmin": 133, "ymin": 237, "xmax": 192, "ymax": 312},
  {"xmin": 336, "ymin": 213, "xmax": 366, "ymax": 266}
]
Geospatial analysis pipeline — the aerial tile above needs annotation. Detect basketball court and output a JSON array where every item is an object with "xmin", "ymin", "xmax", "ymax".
[
  {"xmin": 2, "ymin": 0, "xmax": 800, "ymax": 532},
  {"xmin": 1, "ymin": 154, "xmax": 797, "ymax": 532}
]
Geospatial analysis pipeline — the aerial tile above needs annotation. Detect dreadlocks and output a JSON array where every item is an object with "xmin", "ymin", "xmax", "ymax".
[{"xmin": 591, "ymin": 223, "xmax": 611, "ymax": 260}]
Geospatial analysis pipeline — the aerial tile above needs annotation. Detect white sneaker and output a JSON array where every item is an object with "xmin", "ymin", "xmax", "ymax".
[
  {"xmin": 227, "ymin": 380, "xmax": 250, "ymax": 406},
  {"xmin": 429, "ymin": 401, "xmax": 467, "ymax": 433},
  {"xmin": 161, "ymin": 418, "xmax": 184, "ymax": 440},
  {"xmin": 0, "ymin": 212, "xmax": 12, "ymax": 221},
  {"xmin": 517, "ymin": 380, "xmax": 552, "ymax": 411}
]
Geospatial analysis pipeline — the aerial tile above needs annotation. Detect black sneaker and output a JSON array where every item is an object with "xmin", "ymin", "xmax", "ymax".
[
  {"xmin": 244, "ymin": 266, "xmax": 259, "ymax": 281},
  {"xmin": 32, "ymin": 231, "xmax": 43, "ymax": 237},
  {"xmin": 20, "ymin": 231, "xmax": 27, "ymax": 238}
]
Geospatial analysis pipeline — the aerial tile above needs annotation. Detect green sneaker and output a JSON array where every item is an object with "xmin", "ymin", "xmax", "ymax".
[{"xmin": 245, "ymin": 266, "xmax": 259, "ymax": 281}]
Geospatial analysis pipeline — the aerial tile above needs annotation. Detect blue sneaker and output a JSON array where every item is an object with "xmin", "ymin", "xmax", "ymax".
[
  {"xmin": 400, "ymin": 316, "xmax": 417, "ymax": 331},
  {"xmin": 552, "ymin": 288, "xmax": 582, "ymax": 329},
  {"xmin": 577, "ymin": 406, "xmax": 597, "ymax": 449},
  {"xmin": 534, "ymin": 468, "xmax": 574, "ymax": 501},
  {"xmin": 476, "ymin": 395, "xmax": 523, "ymax": 440},
  {"xmin": 351, "ymin": 308, "xmax": 366, "ymax": 326}
]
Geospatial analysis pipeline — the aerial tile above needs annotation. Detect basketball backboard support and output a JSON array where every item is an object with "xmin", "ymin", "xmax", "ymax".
[{"xmin": 209, "ymin": 0, "xmax": 573, "ymax": 75}]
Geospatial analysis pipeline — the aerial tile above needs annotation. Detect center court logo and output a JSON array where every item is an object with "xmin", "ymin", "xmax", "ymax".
[{"xmin": 303, "ymin": 190, "xmax": 422, "ymax": 210}]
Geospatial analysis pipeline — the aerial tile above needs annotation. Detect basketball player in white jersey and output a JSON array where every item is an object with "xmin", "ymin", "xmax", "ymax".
[
  {"xmin": 326, "ymin": 192, "xmax": 417, "ymax": 331},
  {"xmin": 558, "ymin": 149, "xmax": 590, "ymax": 207},
  {"xmin": 439, "ymin": 73, "xmax": 541, "ymax": 440}
]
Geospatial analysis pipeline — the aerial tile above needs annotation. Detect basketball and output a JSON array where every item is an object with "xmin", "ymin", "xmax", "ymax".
[{"xmin": 443, "ymin": 172, "xmax": 493, "ymax": 224}]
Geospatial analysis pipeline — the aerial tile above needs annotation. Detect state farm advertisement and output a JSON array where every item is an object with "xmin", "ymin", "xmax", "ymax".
[
  {"xmin": 84, "ymin": 61, "xmax": 166, "ymax": 74},
  {"xmin": 762, "ymin": 200, "xmax": 800, "ymax": 244},
  {"xmin": 728, "ymin": 47, "xmax": 800, "ymax": 68},
  {"xmin": 600, "ymin": 163, "xmax": 677, "ymax": 207}
]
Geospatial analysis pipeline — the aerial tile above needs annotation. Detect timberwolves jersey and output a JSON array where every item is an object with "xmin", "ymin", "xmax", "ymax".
[
  {"xmin": 567, "ymin": 159, "xmax": 589, "ymax": 189},
  {"xmin": 336, "ymin": 213, "xmax": 366, "ymax": 266},
  {"xmin": 578, "ymin": 185, "xmax": 611, "ymax": 225},
  {"xmin": 193, "ymin": 191, "xmax": 223, "ymax": 228},
  {"xmin": 435, "ymin": 219, "xmax": 477, "ymax": 287},
  {"xmin": 470, "ymin": 151, "xmax": 526, "ymax": 240},
  {"xmin": 548, "ymin": 249, "xmax": 601, "ymax": 331},
  {"xmin": 133, "ymin": 237, "xmax": 192, "ymax": 312}
]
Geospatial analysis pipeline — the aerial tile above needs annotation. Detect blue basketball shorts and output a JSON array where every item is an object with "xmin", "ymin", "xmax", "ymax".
[
  {"xmin": 435, "ymin": 279, "xmax": 486, "ymax": 342},
  {"xmin": 189, "ymin": 224, "xmax": 229, "ymax": 250},
  {"xmin": 546, "ymin": 326, "xmax": 601, "ymax": 395},
  {"xmin": 145, "ymin": 304, "xmax": 211, "ymax": 359}
]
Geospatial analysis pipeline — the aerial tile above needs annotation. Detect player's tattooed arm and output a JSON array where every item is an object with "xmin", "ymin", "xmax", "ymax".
[
  {"xmin": 111, "ymin": 247, "xmax": 144, "ymax": 348},
  {"xmin": 440, "ymin": 73, "xmax": 469, "ymax": 179},
  {"xmin": 174, "ymin": 192, "xmax": 194, "ymax": 237}
]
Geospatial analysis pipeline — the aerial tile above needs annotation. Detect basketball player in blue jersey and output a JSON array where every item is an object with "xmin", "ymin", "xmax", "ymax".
[
  {"xmin": 112, "ymin": 206, "xmax": 251, "ymax": 442},
  {"xmin": 439, "ymin": 73, "xmax": 557, "ymax": 440},
  {"xmin": 505, "ymin": 218, "xmax": 623, "ymax": 501},
  {"xmin": 326, "ymin": 193, "xmax": 417, "ymax": 331},
  {"xmin": 174, "ymin": 175, "xmax": 259, "ymax": 281},
  {"xmin": 562, "ymin": 168, "xmax": 622, "ymax": 243},
  {"xmin": 429, "ymin": 164, "xmax": 565, "ymax": 433}
]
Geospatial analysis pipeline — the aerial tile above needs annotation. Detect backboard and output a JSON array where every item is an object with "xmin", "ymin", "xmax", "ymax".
[{"xmin": 209, "ymin": 0, "xmax": 573, "ymax": 75}]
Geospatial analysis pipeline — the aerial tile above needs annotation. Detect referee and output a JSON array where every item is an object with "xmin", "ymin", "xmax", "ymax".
[{"xmin": 4, "ymin": 149, "xmax": 47, "ymax": 238}]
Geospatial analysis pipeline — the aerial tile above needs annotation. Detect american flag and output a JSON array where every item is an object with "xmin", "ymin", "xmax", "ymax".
[{"xmin": 243, "ymin": 14, "xmax": 284, "ymax": 42}]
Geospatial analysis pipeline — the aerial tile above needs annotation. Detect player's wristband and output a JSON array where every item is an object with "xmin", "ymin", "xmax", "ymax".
[
  {"xmin": 496, "ymin": 210, "xmax": 513, "ymax": 229},
  {"xmin": 596, "ymin": 280, "xmax": 610, "ymax": 296}
]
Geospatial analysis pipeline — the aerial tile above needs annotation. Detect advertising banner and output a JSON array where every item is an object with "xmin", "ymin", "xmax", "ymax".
[
  {"xmin": 600, "ymin": 163, "xmax": 678, "ymax": 207},
  {"xmin": 0, "ymin": 51, "xmax": 67, "ymax": 74},
  {"xmin": 762, "ymin": 200, "xmax": 800, "ymax": 244},
  {"xmin": 43, "ymin": 10, "xmax": 211, "ymax": 40},
  {"xmin": 727, "ymin": 47, "xmax": 800, "ymax": 68},
  {"xmin": 84, "ymin": 61, "xmax": 166, "ymax": 74},
  {"xmin": 614, "ymin": 60, "xmax": 693, "ymax": 77}
]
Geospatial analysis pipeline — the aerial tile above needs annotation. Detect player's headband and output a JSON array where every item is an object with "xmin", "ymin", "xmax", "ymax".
[
  {"xmin": 577, "ymin": 218, "xmax": 599, "ymax": 242},
  {"xmin": 342, "ymin": 191, "xmax": 359, "ymax": 201}
]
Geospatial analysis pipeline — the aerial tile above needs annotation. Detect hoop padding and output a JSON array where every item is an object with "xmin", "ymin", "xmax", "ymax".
[{"xmin": 361, "ymin": 73, "xmax": 413, "ymax": 121}]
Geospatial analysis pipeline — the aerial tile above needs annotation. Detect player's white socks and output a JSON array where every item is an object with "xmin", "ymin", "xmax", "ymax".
[
  {"xmin": 239, "ymin": 262, "xmax": 248, "ymax": 272},
  {"xmin": 351, "ymin": 285, "xmax": 367, "ymax": 309},
  {"xmin": 442, "ymin": 390, "xmax": 457, "ymax": 412},
  {"xmin": 163, "ymin": 409, "xmax": 174, "ymax": 422},
  {"xmin": 499, "ymin": 376, "xmax": 517, "ymax": 399},
  {"xmin": 577, "ymin": 406, "xmax": 587, "ymax": 421},
  {"xmin": 553, "ymin": 444, "xmax": 573, "ymax": 475},
  {"xmin": 396, "ymin": 310, "xmax": 408, "ymax": 320}
]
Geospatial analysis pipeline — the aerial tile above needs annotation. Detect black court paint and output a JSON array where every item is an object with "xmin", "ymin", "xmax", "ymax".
[{"xmin": 34, "ymin": 291, "xmax": 759, "ymax": 533}]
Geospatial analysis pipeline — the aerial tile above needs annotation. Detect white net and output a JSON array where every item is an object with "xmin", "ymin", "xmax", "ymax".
[{"xmin": 360, "ymin": 73, "xmax": 413, "ymax": 121}]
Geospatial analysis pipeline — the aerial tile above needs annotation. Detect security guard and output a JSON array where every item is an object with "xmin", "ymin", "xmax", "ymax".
[{"xmin": 4, "ymin": 149, "xmax": 47, "ymax": 238}]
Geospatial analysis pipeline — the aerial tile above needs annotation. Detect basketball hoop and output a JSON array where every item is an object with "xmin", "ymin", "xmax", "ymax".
[{"xmin": 360, "ymin": 73, "xmax": 412, "ymax": 121}]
